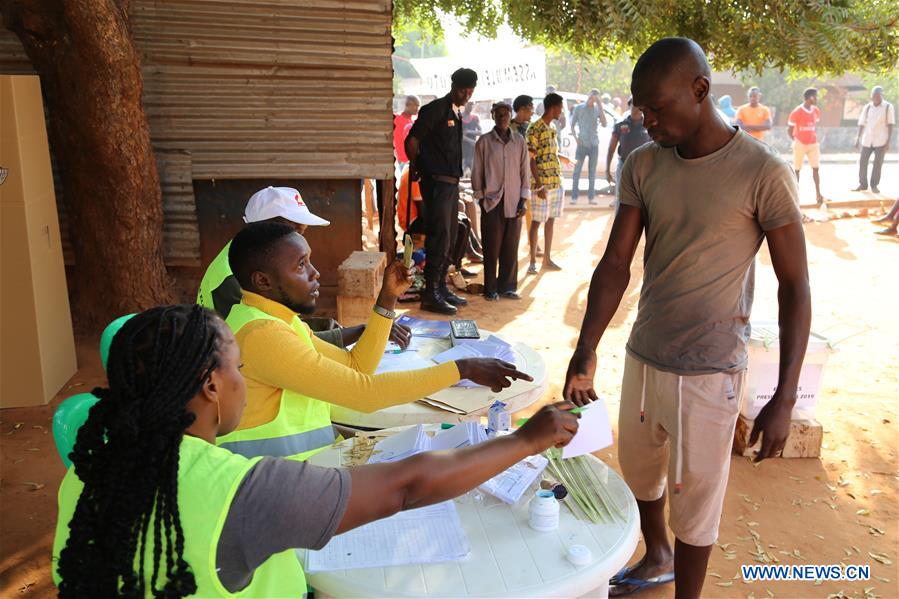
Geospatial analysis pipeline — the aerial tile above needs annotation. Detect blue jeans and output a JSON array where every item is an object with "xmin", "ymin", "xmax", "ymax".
[{"xmin": 572, "ymin": 143, "xmax": 599, "ymax": 202}]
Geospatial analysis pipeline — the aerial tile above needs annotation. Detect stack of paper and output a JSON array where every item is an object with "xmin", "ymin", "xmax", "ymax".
[
  {"xmin": 395, "ymin": 315, "xmax": 451, "ymax": 339},
  {"xmin": 366, "ymin": 424, "xmax": 544, "ymax": 505},
  {"xmin": 430, "ymin": 421, "xmax": 488, "ymax": 450},
  {"xmin": 451, "ymin": 334, "xmax": 515, "ymax": 359},
  {"xmin": 417, "ymin": 396, "xmax": 495, "ymax": 414},
  {"xmin": 431, "ymin": 335, "xmax": 517, "ymax": 387},
  {"xmin": 384, "ymin": 335, "xmax": 430, "ymax": 354},
  {"xmin": 366, "ymin": 424, "xmax": 430, "ymax": 463},
  {"xmin": 367, "ymin": 422, "xmax": 487, "ymax": 464},
  {"xmin": 375, "ymin": 351, "xmax": 435, "ymax": 374},
  {"xmin": 479, "ymin": 454, "xmax": 548, "ymax": 504},
  {"xmin": 305, "ymin": 501, "xmax": 469, "ymax": 572}
]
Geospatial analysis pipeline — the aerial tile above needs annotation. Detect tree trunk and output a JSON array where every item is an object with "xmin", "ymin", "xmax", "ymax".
[
  {"xmin": 5, "ymin": 0, "xmax": 173, "ymax": 330},
  {"xmin": 379, "ymin": 178, "xmax": 397, "ymax": 258}
]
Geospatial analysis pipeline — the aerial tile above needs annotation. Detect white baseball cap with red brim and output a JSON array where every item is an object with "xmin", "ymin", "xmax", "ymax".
[{"xmin": 243, "ymin": 186, "xmax": 330, "ymax": 226}]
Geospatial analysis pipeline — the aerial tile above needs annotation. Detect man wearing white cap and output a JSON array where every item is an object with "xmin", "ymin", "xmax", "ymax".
[{"xmin": 197, "ymin": 187, "xmax": 409, "ymax": 348}]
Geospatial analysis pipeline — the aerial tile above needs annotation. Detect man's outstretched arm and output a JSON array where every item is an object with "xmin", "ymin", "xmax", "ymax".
[
  {"xmin": 749, "ymin": 221, "xmax": 811, "ymax": 461},
  {"xmin": 563, "ymin": 205, "xmax": 644, "ymax": 405}
]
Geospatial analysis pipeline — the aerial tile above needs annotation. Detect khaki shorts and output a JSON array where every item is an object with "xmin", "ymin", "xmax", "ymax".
[
  {"xmin": 792, "ymin": 141, "xmax": 820, "ymax": 170},
  {"xmin": 618, "ymin": 353, "xmax": 744, "ymax": 546}
]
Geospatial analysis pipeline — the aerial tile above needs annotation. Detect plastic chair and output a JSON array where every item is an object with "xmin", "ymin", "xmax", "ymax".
[{"xmin": 52, "ymin": 393, "xmax": 99, "ymax": 468}]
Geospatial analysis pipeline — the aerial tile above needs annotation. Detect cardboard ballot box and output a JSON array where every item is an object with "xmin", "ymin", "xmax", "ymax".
[{"xmin": 1, "ymin": 75, "xmax": 77, "ymax": 407}]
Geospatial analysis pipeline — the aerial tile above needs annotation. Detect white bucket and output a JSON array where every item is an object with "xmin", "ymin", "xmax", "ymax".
[{"xmin": 742, "ymin": 321, "xmax": 833, "ymax": 420}]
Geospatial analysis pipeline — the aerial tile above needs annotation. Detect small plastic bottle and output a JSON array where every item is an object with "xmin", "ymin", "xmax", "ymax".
[
  {"xmin": 529, "ymin": 489, "xmax": 560, "ymax": 532},
  {"xmin": 487, "ymin": 401, "xmax": 511, "ymax": 437}
]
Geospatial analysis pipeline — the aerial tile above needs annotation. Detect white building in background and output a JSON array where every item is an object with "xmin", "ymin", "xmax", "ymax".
[
  {"xmin": 404, "ymin": 47, "xmax": 546, "ymax": 102},
  {"xmin": 398, "ymin": 20, "xmax": 546, "ymax": 102}
]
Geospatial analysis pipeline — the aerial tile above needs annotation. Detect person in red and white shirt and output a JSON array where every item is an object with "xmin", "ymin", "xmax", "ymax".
[{"xmin": 788, "ymin": 87, "xmax": 825, "ymax": 206}]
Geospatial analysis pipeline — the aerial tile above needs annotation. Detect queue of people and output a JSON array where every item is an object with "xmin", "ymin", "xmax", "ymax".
[{"xmin": 398, "ymin": 71, "xmax": 646, "ymax": 313}]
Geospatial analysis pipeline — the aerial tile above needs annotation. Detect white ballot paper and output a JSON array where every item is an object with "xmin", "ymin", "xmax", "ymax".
[
  {"xmin": 384, "ymin": 335, "xmax": 431, "ymax": 353},
  {"xmin": 479, "ymin": 454, "xmax": 548, "ymax": 504},
  {"xmin": 304, "ymin": 501, "xmax": 470, "ymax": 572},
  {"xmin": 367, "ymin": 423, "xmax": 486, "ymax": 464},
  {"xmin": 562, "ymin": 398, "xmax": 614, "ymax": 459},
  {"xmin": 375, "ymin": 351, "xmax": 436, "ymax": 374},
  {"xmin": 367, "ymin": 424, "xmax": 545, "ymax": 504},
  {"xmin": 366, "ymin": 424, "xmax": 429, "ymax": 463},
  {"xmin": 431, "ymin": 336, "xmax": 518, "ymax": 388}
]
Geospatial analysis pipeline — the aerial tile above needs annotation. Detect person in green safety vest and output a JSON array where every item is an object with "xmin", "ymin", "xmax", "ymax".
[
  {"xmin": 222, "ymin": 222, "xmax": 536, "ymax": 461},
  {"xmin": 53, "ymin": 304, "xmax": 579, "ymax": 597},
  {"xmin": 197, "ymin": 185, "xmax": 412, "ymax": 349}
]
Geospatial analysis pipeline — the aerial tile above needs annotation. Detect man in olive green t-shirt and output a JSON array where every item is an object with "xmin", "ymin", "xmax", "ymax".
[{"xmin": 563, "ymin": 38, "xmax": 811, "ymax": 599}]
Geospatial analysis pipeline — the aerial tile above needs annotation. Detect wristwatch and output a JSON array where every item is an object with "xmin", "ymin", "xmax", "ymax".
[{"xmin": 373, "ymin": 304, "xmax": 396, "ymax": 320}]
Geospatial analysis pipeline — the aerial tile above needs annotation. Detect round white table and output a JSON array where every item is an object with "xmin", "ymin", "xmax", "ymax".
[
  {"xmin": 330, "ymin": 331, "xmax": 548, "ymax": 429},
  {"xmin": 302, "ymin": 425, "xmax": 640, "ymax": 599}
]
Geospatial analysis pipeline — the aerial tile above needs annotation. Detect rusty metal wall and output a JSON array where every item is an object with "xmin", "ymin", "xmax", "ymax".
[{"xmin": 0, "ymin": 1, "xmax": 394, "ymax": 265}]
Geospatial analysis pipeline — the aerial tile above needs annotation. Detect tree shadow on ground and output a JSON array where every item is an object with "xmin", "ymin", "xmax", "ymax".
[{"xmin": 804, "ymin": 220, "xmax": 857, "ymax": 261}]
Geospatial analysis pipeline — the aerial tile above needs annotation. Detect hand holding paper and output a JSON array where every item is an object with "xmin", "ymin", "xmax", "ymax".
[{"xmin": 560, "ymin": 398, "xmax": 613, "ymax": 459}]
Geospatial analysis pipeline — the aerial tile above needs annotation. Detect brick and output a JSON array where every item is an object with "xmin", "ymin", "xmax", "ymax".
[
  {"xmin": 338, "ymin": 251, "xmax": 386, "ymax": 299},
  {"xmin": 337, "ymin": 296, "xmax": 376, "ymax": 327}
]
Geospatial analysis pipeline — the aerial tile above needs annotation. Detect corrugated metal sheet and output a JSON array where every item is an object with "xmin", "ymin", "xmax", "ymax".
[
  {"xmin": 135, "ymin": 0, "xmax": 395, "ymax": 180},
  {"xmin": 157, "ymin": 151, "xmax": 203, "ymax": 265},
  {"xmin": 0, "ymin": 0, "xmax": 394, "ymax": 265}
]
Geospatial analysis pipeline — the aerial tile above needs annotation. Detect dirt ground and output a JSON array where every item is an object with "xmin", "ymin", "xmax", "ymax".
[{"xmin": 2, "ymin": 205, "xmax": 897, "ymax": 598}]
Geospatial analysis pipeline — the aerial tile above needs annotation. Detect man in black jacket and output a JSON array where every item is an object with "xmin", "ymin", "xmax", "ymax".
[{"xmin": 405, "ymin": 68, "xmax": 478, "ymax": 315}]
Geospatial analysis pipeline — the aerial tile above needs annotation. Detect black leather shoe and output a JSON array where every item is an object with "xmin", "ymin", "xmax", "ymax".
[
  {"xmin": 484, "ymin": 291, "xmax": 499, "ymax": 301},
  {"xmin": 421, "ymin": 286, "xmax": 457, "ymax": 315},
  {"xmin": 499, "ymin": 291, "xmax": 522, "ymax": 300},
  {"xmin": 439, "ymin": 283, "xmax": 469, "ymax": 306}
]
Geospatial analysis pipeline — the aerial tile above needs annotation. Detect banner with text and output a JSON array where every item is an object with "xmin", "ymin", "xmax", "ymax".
[{"xmin": 408, "ymin": 48, "xmax": 546, "ymax": 101}]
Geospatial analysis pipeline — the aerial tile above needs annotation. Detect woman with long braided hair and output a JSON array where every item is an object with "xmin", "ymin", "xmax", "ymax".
[{"xmin": 53, "ymin": 304, "xmax": 580, "ymax": 597}]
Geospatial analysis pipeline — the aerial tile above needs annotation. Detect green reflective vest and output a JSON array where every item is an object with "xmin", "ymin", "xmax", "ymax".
[
  {"xmin": 53, "ymin": 435, "xmax": 307, "ymax": 597},
  {"xmin": 197, "ymin": 241, "xmax": 232, "ymax": 313},
  {"xmin": 217, "ymin": 302, "xmax": 335, "ymax": 461}
]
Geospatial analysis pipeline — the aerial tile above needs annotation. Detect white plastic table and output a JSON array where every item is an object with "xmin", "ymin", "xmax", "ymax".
[
  {"xmin": 330, "ymin": 330, "xmax": 548, "ymax": 429},
  {"xmin": 302, "ymin": 425, "xmax": 640, "ymax": 599}
]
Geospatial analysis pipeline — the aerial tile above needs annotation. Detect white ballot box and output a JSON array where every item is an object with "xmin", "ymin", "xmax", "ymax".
[{"xmin": 742, "ymin": 321, "xmax": 832, "ymax": 420}]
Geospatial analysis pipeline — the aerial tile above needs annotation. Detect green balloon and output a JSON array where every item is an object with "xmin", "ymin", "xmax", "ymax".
[
  {"xmin": 100, "ymin": 314, "xmax": 136, "ymax": 371},
  {"xmin": 52, "ymin": 392, "xmax": 100, "ymax": 468}
]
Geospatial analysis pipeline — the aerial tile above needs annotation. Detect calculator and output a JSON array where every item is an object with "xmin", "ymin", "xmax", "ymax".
[{"xmin": 450, "ymin": 319, "xmax": 480, "ymax": 340}]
